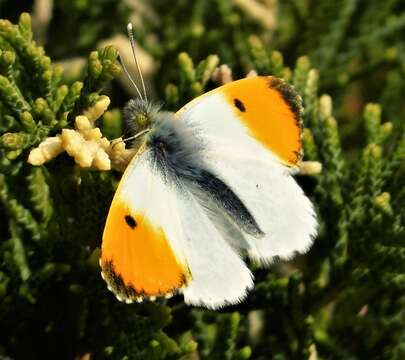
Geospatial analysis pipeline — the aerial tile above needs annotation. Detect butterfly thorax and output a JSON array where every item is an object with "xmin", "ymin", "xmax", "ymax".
[{"xmin": 123, "ymin": 97, "xmax": 202, "ymax": 171}]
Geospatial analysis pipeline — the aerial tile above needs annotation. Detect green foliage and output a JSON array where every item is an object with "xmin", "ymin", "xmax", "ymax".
[
  {"xmin": 0, "ymin": 3, "xmax": 404, "ymax": 360},
  {"xmin": 46, "ymin": 0, "xmax": 130, "ymax": 59},
  {"xmin": 142, "ymin": 0, "xmax": 405, "ymax": 133}
]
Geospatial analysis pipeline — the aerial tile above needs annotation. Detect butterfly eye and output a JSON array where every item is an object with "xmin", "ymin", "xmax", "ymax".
[
  {"xmin": 135, "ymin": 113, "xmax": 149, "ymax": 127},
  {"xmin": 125, "ymin": 215, "xmax": 137, "ymax": 229},
  {"xmin": 234, "ymin": 98, "xmax": 246, "ymax": 112}
]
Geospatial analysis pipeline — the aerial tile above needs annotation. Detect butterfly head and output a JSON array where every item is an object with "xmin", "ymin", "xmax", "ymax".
[
  {"xmin": 123, "ymin": 98, "xmax": 163, "ymax": 137},
  {"xmin": 119, "ymin": 23, "xmax": 165, "ymax": 141}
]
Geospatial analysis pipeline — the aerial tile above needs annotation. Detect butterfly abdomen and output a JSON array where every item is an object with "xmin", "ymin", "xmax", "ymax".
[{"xmin": 192, "ymin": 169, "xmax": 264, "ymax": 237}]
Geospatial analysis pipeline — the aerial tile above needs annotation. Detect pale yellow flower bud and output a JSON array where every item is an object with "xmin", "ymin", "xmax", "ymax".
[{"xmin": 27, "ymin": 136, "xmax": 63, "ymax": 165}]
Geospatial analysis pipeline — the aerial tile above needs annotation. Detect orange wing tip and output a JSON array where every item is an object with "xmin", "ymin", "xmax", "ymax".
[
  {"xmin": 100, "ymin": 259, "xmax": 189, "ymax": 303},
  {"xmin": 267, "ymin": 77, "xmax": 304, "ymax": 165},
  {"xmin": 267, "ymin": 77, "xmax": 304, "ymax": 129}
]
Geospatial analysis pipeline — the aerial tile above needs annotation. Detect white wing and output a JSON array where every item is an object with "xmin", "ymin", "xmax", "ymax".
[
  {"xmin": 204, "ymin": 145, "xmax": 317, "ymax": 263},
  {"xmin": 177, "ymin": 187, "xmax": 253, "ymax": 309},
  {"xmin": 102, "ymin": 150, "xmax": 253, "ymax": 308},
  {"xmin": 177, "ymin": 88, "xmax": 317, "ymax": 264}
]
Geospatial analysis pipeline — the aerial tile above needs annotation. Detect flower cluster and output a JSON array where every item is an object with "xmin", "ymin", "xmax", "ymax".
[{"xmin": 28, "ymin": 96, "xmax": 135, "ymax": 171}]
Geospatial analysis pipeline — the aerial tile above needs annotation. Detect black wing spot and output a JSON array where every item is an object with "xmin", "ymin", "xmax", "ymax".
[
  {"xmin": 125, "ymin": 215, "xmax": 137, "ymax": 229},
  {"xmin": 234, "ymin": 98, "xmax": 246, "ymax": 112}
]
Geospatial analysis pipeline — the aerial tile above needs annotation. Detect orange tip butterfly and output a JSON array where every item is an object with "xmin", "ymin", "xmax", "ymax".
[{"xmin": 100, "ymin": 24, "xmax": 317, "ymax": 309}]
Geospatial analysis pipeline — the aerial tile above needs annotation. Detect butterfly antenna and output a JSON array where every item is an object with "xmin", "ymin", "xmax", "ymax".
[
  {"xmin": 127, "ymin": 23, "xmax": 148, "ymax": 102},
  {"xmin": 117, "ymin": 54, "xmax": 144, "ymax": 100},
  {"xmin": 124, "ymin": 128, "xmax": 151, "ymax": 143},
  {"xmin": 111, "ymin": 128, "xmax": 151, "ymax": 149}
]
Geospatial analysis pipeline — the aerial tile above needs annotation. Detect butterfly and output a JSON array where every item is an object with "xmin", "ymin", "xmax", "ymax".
[{"xmin": 100, "ymin": 24, "xmax": 317, "ymax": 309}]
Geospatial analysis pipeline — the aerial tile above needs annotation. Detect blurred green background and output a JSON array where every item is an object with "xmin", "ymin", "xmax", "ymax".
[{"xmin": 0, "ymin": 1, "xmax": 404, "ymax": 359}]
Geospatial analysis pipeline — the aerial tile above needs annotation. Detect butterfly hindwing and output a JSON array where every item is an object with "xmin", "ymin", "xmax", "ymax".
[
  {"xmin": 176, "ymin": 186, "xmax": 253, "ymax": 309},
  {"xmin": 203, "ymin": 146, "xmax": 317, "ymax": 263}
]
